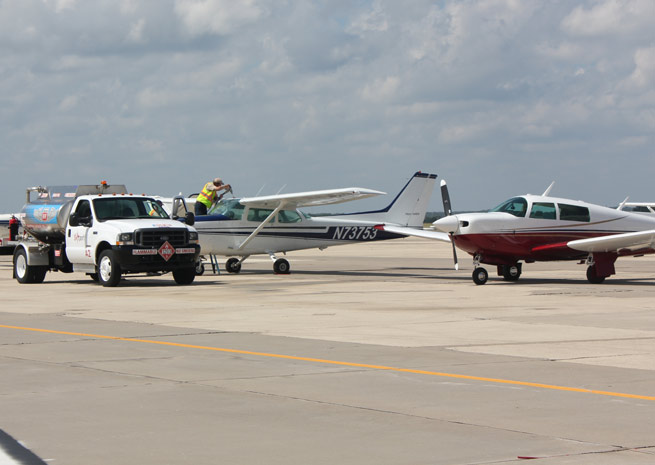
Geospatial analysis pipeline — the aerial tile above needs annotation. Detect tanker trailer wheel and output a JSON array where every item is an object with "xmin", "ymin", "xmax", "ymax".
[
  {"xmin": 173, "ymin": 267, "xmax": 196, "ymax": 285},
  {"xmin": 14, "ymin": 248, "xmax": 36, "ymax": 284},
  {"xmin": 97, "ymin": 250, "xmax": 122, "ymax": 287}
]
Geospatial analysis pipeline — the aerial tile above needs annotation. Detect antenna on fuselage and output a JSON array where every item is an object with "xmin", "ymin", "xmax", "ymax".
[
  {"xmin": 542, "ymin": 181, "xmax": 555, "ymax": 196},
  {"xmin": 276, "ymin": 184, "xmax": 287, "ymax": 195},
  {"xmin": 617, "ymin": 196, "xmax": 629, "ymax": 210},
  {"xmin": 255, "ymin": 185, "xmax": 266, "ymax": 196}
]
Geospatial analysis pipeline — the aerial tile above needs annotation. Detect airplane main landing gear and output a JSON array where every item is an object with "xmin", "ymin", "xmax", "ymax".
[
  {"xmin": 225, "ymin": 257, "xmax": 242, "ymax": 273},
  {"xmin": 274, "ymin": 258, "xmax": 290, "ymax": 274},
  {"xmin": 472, "ymin": 267, "xmax": 488, "ymax": 285},
  {"xmin": 499, "ymin": 263, "xmax": 522, "ymax": 281},
  {"xmin": 586, "ymin": 265, "xmax": 605, "ymax": 284}
]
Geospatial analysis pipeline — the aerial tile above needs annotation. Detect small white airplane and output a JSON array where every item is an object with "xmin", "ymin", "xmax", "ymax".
[
  {"xmin": 164, "ymin": 171, "xmax": 439, "ymax": 274},
  {"xmin": 0, "ymin": 213, "xmax": 22, "ymax": 253},
  {"xmin": 378, "ymin": 180, "xmax": 655, "ymax": 285}
]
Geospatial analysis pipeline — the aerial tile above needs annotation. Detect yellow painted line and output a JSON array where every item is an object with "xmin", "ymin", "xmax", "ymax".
[{"xmin": 2, "ymin": 324, "xmax": 655, "ymax": 401}]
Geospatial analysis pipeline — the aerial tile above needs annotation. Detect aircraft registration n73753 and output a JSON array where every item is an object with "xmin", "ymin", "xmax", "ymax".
[
  {"xmin": 163, "ymin": 171, "xmax": 441, "ymax": 274},
  {"xmin": 378, "ymin": 180, "xmax": 655, "ymax": 285}
]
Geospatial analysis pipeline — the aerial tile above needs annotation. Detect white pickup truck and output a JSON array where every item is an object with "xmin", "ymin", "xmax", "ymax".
[{"xmin": 13, "ymin": 183, "xmax": 200, "ymax": 287}]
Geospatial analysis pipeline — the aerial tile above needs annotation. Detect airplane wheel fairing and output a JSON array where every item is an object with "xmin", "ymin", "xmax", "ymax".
[
  {"xmin": 274, "ymin": 258, "xmax": 290, "ymax": 274},
  {"xmin": 173, "ymin": 267, "xmax": 196, "ymax": 285},
  {"xmin": 226, "ymin": 257, "xmax": 241, "ymax": 273},
  {"xmin": 586, "ymin": 265, "xmax": 606, "ymax": 284},
  {"xmin": 501, "ymin": 264, "xmax": 521, "ymax": 281},
  {"xmin": 98, "ymin": 250, "xmax": 122, "ymax": 287},
  {"xmin": 472, "ymin": 267, "xmax": 488, "ymax": 285}
]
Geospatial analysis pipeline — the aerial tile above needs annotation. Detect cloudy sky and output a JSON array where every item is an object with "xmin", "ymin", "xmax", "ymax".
[{"xmin": 1, "ymin": 0, "xmax": 653, "ymax": 213}]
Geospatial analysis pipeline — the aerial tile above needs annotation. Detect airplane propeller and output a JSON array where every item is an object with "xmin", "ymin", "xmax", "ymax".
[{"xmin": 439, "ymin": 180, "xmax": 459, "ymax": 270}]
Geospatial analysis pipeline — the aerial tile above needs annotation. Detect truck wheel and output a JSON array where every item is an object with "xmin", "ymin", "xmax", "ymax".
[
  {"xmin": 31, "ymin": 266, "xmax": 48, "ymax": 284},
  {"xmin": 14, "ymin": 248, "xmax": 34, "ymax": 284},
  {"xmin": 97, "ymin": 250, "xmax": 122, "ymax": 287},
  {"xmin": 173, "ymin": 267, "xmax": 196, "ymax": 285}
]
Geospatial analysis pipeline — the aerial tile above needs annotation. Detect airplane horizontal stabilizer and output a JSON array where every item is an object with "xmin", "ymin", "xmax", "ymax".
[{"xmin": 375, "ymin": 225, "xmax": 451, "ymax": 242}]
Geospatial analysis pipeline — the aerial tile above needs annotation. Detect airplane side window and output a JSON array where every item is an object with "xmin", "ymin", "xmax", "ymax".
[
  {"xmin": 627, "ymin": 206, "xmax": 650, "ymax": 213},
  {"xmin": 278, "ymin": 210, "xmax": 302, "ymax": 223},
  {"xmin": 529, "ymin": 202, "xmax": 556, "ymax": 220},
  {"xmin": 247, "ymin": 208, "xmax": 275, "ymax": 222},
  {"xmin": 490, "ymin": 197, "xmax": 527, "ymax": 218},
  {"xmin": 559, "ymin": 204, "xmax": 590, "ymax": 222}
]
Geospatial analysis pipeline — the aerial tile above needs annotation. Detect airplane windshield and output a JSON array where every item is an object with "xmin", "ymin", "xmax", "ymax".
[
  {"xmin": 208, "ymin": 198, "xmax": 244, "ymax": 220},
  {"xmin": 489, "ymin": 197, "xmax": 527, "ymax": 217},
  {"xmin": 93, "ymin": 197, "xmax": 169, "ymax": 221}
]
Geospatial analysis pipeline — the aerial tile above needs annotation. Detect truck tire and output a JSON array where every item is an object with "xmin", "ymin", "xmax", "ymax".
[
  {"xmin": 14, "ymin": 248, "xmax": 36, "ymax": 284},
  {"xmin": 31, "ymin": 266, "xmax": 48, "ymax": 283},
  {"xmin": 173, "ymin": 267, "xmax": 196, "ymax": 285},
  {"xmin": 97, "ymin": 250, "xmax": 122, "ymax": 287}
]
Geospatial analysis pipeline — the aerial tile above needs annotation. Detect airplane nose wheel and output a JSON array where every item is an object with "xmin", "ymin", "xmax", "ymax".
[{"xmin": 472, "ymin": 267, "xmax": 488, "ymax": 285}]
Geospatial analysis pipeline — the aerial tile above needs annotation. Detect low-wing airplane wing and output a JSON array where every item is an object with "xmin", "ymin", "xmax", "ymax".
[
  {"xmin": 374, "ymin": 224, "xmax": 451, "ymax": 242},
  {"xmin": 239, "ymin": 188, "xmax": 385, "ymax": 209},
  {"xmin": 236, "ymin": 188, "xmax": 386, "ymax": 250},
  {"xmin": 568, "ymin": 230, "xmax": 655, "ymax": 254}
]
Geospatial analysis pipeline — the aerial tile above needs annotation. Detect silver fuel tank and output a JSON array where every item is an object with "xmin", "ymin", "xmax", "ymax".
[{"xmin": 20, "ymin": 184, "xmax": 128, "ymax": 244}]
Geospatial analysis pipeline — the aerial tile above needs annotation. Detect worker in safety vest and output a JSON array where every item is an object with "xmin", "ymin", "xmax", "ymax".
[{"xmin": 195, "ymin": 178, "xmax": 232, "ymax": 216}]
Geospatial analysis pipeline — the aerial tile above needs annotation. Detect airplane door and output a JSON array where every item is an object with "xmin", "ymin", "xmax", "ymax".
[{"xmin": 65, "ymin": 200, "xmax": 95, "ymax": 264}]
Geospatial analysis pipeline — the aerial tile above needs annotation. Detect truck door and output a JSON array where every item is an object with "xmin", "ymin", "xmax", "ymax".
[{"xmin": 65, "ymin": 200, "xmax": 95, "ymax": 264}]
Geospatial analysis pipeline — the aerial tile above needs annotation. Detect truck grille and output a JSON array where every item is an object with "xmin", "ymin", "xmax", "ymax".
[{"xmin": 135, "ymin": 228, "xmax": 188, "ymax": 247}]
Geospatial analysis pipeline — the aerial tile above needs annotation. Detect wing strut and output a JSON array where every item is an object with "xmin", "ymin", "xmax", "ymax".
[{"xmin": 237, "ymin": 203, "xmax": 286, "ymax": 251}]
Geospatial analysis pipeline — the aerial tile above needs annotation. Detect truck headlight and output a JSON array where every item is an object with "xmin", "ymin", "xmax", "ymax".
[
  {"xmin": 117, "ymin": 233, "xmax": 134, "ymax": 245},
  {"xmin": 189, "ymin": 231, "xmax": 199, "ymax": 243}
]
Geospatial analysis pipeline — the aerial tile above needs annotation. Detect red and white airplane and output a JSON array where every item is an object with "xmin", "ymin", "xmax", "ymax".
[{"xmin": 380, "ymin": 181, "xmax": 655, "ymax": 285}]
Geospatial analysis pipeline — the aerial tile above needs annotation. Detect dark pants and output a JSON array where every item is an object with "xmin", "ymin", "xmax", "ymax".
[
  {"xmin": 9, "ymin": 222, "xmax": 19, "ymax": 241},
  {"xmin": 194, "ymin": 202, "xmax": 208, "ymax": 216}
]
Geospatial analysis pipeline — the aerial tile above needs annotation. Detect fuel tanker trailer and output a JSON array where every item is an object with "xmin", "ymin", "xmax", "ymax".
[{"xmin": 14, "ymin": 182, "xmax": 200, "ymax": 287}]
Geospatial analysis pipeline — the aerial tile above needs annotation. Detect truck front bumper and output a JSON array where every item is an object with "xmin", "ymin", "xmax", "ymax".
[{"xmin": 113, "ymin": 244, "xmax": 200, "ymax": 273}]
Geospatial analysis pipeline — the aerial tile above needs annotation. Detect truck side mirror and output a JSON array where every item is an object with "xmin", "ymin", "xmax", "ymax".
[
  {"xmin": 69, "ymin": 213, "xmax": 80, "ymax": 227},
  {"xmin": 185, "ymin": 212, "xmax": 195, "ymax": 226},
  {"xmin": 69, "ymin": 213, "xmax": 92, "ymax": 227}
]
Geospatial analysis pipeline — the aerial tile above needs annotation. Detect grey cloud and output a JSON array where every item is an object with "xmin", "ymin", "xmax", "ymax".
[{"xmin": 0, "ymin": 0, "xmax": 653, "ymax": 213}]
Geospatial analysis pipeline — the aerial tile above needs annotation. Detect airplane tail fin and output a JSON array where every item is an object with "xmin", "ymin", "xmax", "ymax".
[{"xmin": 333, "ymin": 172, "xmax": 437, "ymax": 227}]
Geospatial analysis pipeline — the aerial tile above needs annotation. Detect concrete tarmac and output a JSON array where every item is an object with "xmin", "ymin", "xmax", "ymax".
[{"xmin": 1, "ymin": 238, "xmax": 654, "ymax": 464}]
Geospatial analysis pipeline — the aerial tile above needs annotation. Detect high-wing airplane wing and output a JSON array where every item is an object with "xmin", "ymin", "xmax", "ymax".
[
  {"xmin": 239, "ymin": 188, "xmax": 385, "ymax": 209},
  {"xmin": 236, "ymin": 188, "xmax": 385, "ymax": 250},
  {"xmin": 375, "ymin": 224, "xmax": 451, "ymax": 242},
  {"xmin": 568, "ymin": 230, "xmax": 655, "ymax": 254}
]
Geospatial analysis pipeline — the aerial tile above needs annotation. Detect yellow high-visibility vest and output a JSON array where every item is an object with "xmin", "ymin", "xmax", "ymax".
[{"xmin": 197, "ymin": 182, "xmax": 217, "ymax": 207}]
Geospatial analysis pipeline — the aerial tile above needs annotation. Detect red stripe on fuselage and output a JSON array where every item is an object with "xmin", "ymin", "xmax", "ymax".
[{"xmin": 452, "ymin": 232, "xmax": 615, "ymax": 263}]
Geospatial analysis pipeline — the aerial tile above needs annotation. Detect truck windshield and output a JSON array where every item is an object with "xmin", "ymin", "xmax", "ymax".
[{"xmin": 93, "ymin": 197, "xmax": 170, "ymax": 221}]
